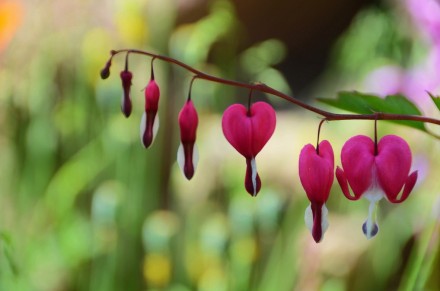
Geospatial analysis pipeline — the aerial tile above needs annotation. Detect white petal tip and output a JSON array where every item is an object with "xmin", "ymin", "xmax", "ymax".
[
  {"xmin": 251, "ymin": 158, "xmax": 257, "ymax": 196},
  {"xmin": 139, "ymin": 112, "xmax": 159, "ymax": 148},
  {"xmin": 304, "ymin": 204, "xmax": 313, "ymax": 232},
  {"xmin": 176, "ymin": 143, "xmax": 199, "ymax": 180},
  {"xmin": 304, "ymin": 203, "xmax": 329, "ymax": 242}
]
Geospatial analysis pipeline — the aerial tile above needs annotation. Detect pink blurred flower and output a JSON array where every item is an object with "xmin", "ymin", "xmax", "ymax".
[
  {"xmin": 407, "ymin": 0, "xmax": 440, "ymax": 43},
  {"xmin": 363, "ymin": 0, "xmax": 440, "ymax": 106}
]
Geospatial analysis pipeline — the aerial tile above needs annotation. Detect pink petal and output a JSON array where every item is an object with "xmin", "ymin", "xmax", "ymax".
[
  {"xmin": 178, "ymin": 100, "xmax": 198, "ymax": 143},
  {"xmin": 388, "ymin": 171, "xmax": 418, "ymax": 203},
  {"xmin": 340, "ymin": 135, "xmax": 375, "ymax": 197},
  {"xmin": 248, "ymin": 102, "xmax": 276, "ymax": 155},
  {"xmin": 318, "ymin": 140, "xmax": 334, "ymax": 167},
  {"xmin": 336, "ymin": 167, "xmax": 361, "ymax": 200},
  {"xmin": 222, "ymin": 102, "xmax": 276, "ymax": 159},
  {"xmin": 222, "ymin": 104, "xmax": 253, "ymax": 158},
  {"xmin": 376, "ymin": 135, "xmax": 412, "ymax": 200},
  {"xmin": 145, "ymin": 80, "xmax": 160, "ymax": 111},
  {"xmin": 299, "ymin": 141, "xmax": 334, "ymax": 203}
]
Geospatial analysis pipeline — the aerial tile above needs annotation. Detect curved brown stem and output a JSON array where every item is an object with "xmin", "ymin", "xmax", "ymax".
[
  {"xmin": 316, "ymin": 119, "xmax": 327, "ymax": 154},
  {"xmin": 105, "ymin": 49, "xmax": 440, "ymax": 127}
]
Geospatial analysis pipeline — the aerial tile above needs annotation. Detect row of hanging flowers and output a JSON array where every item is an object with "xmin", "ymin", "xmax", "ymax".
[{"xmin": 100, "ymin": 49, "xmax": 439, "ymax": 243}]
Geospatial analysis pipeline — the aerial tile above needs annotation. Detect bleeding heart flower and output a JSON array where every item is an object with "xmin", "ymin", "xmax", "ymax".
[
  {"xmin": 177, "ymin": 100, "xmax": 199, "ymax": 180},
  {"xmin": 120, "ymin": 70, "xmax": 133, "ymax": 118},
  {"xmin": 222, "ymin": 101, "xmax": 276, "ymax": 196},
  {"xmin": 299, "ymin": 140, "xmax": 334, "ymax": 243},
  {"xmin": 336, "ymin": 135, "xmax": 418, "ymax": 239},
  {"xmin": 140, "ymin": 78, "xmax": 160, "ymax": 148}
]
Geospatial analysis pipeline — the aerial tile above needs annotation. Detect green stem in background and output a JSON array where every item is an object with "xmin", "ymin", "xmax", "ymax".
[
  {"xmin": 104, "ymin": 49, "xmax": 440, "ymax": 127},
  {"xmin": 399, "ymin": 217, "xmax": 440, "ymax": 290}
]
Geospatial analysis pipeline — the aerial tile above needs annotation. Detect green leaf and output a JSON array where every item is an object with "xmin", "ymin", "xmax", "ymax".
[
  {"xmin": 318, "ymin": 91, "xmax": 426, "ymax": 132},
  {"xmin": 427, "ymin": 91, "xmax": 440, "ymax": 111}
]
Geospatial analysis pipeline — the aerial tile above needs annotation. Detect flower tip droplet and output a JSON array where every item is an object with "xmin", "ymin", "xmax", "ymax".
[
  {"xmin": 362, "ymin": 220, "xmax": 379, "ymax": 239},
  {"xmin": 100, "ymin": 60, "xmax": 112, "ymax": 79},
  {"xmin": 121, "ymin": 94, "xmax": 132, "ymax": 118},
  {"xmin": 100, "ymin": 66, "xmax": 110, "ymax": 79}
]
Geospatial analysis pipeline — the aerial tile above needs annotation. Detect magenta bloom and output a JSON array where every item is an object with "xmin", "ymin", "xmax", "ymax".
[
  {"xmin": 222, "ymin": 101, "xmax": 276, "ymax": 196},
  {"xmin": 299, "ymin": 140, "xmax": 334, "ymax": 243},
  {"xmin": 120, "ymin": 70, "xmax": 133, "ymax": 118},
  {"xmin": 177, "ymin": 100, "xmax": 199, "ymax": 180},
  {"xmin": 140, "ymin": 79, "xmax": 160, "ymax": 148},
  {"xmin": 336, "ymin": 135, "xmax": 418, "ymax": 239}
]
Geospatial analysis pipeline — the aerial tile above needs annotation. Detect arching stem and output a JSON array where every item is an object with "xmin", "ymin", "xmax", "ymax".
[{"xmin": 105, "ymin": 49, "xmax": 440, "ymax": 127}]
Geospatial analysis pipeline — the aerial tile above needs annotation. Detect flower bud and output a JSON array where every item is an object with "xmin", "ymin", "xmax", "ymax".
[
  {"xmin": 120, "ymin": 70, "xmax": 133, "ymax": 118},
  {"xmin": 100, "ymin": 60, "xmax": 112, "ymax": 79},
  {"xmin": 140, "ymin": 79, "xmax": 160, "ymax": 148},
  {"xmin": 177, "ymin": 100, "xmax": 199, "ymax": 180}
]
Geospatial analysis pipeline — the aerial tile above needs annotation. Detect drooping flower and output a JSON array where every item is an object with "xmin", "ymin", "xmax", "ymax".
[
  {"xmin": 177, "ymin": 100, "xmax": 199, "ymax": 180},
  {"xmin": 336, "ymin": 135, "xmax": 418, "ymax": 239},
  {"xmin": 120, "ymin": 70, "xmax": 133, "ymax": 118},
  {"xmin": 299, "ymin": 140, "xmax": 334, "ymax": 243},
  {"xmin": 222, "ymin": 101, "xmax": 276, "ymax": 196},
  {"xmin": 140, "ymin": 78, "xmax": 160, "ymax": 148}
]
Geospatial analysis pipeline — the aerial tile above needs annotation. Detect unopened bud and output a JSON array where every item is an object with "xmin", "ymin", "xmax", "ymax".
[
  {"xmin": 100, "ymin": 60, "xmax": 112, "ymax": 79},
  {"xmin": 120, "ymin": 70, "xmax": 133, "ymax": 118}
]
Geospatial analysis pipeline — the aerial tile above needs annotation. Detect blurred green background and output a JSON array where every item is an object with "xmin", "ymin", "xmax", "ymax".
[{"xmin": 0, "ymin": 0, "xmax": 439, "ymax": 290}]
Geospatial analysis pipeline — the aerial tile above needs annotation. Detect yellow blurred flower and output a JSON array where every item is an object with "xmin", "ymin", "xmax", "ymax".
[{"xmin": 143, "ymin": 253, "xmax": 171, "ymax": 287}]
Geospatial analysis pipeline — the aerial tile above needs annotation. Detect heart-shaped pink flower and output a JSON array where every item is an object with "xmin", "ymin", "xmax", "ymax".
[
  {"xmin": 299, "ymin": 140, "xmax": 334, "ymax": 243},
  {"xmin": 222, "ymin": 101, "xmax": 276, "ymax": 196},
  {"xmin": 336, "ymin": 134, "xmax": 418, "ymax": 239}
]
